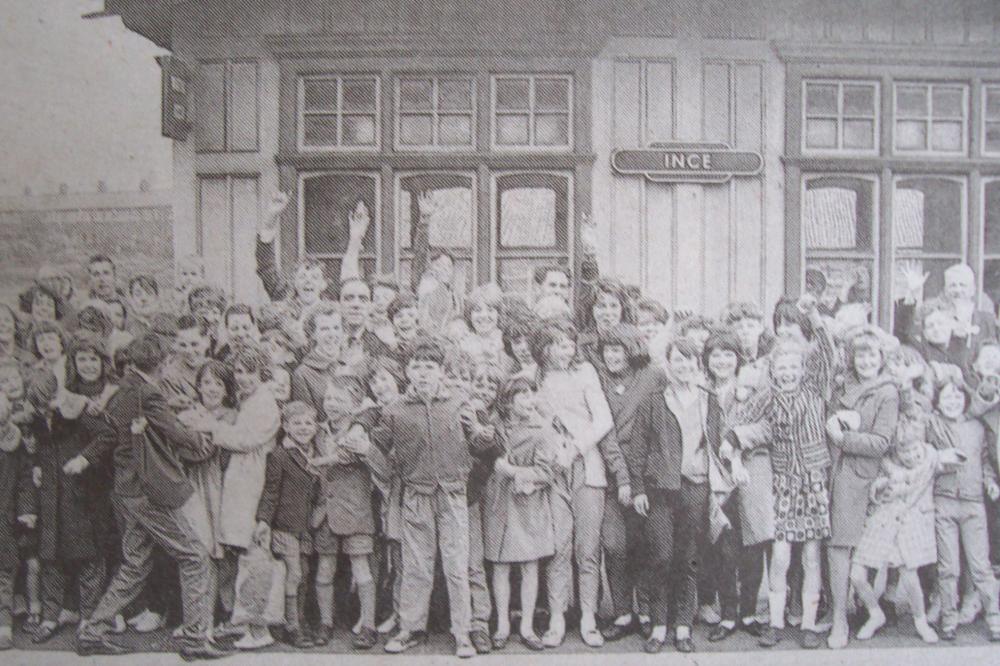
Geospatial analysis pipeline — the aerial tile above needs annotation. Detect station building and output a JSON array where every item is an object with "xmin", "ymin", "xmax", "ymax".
[{"xmin": 98, "ymin": 0, "xmax": 1000, "ymax": 326}]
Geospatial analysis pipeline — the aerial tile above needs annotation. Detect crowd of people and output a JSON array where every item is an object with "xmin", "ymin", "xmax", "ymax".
[{"xmin": 1, "ymin": 190, "xmax": 1000, "ymax": 660}]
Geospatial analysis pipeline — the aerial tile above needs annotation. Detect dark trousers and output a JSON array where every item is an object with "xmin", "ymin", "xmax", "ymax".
[
  {"xmin": 647, "ymin": 480, "xmax": 709, "ymax": 628},
  {"xmin": 41, "ymin": 558, "xmax": 106, "ymax": 622},
  {"xmin": 602, "ymin": 492, "xmax": 650, "ymax": 618},
  {"xmin": 80, "ymin": 494, "xmax": 211, "ymax": 643},
  {"xmin": 708, "ymin": 496, "xmax": 770, "ymax": 623},
  {"xmin": 987, "ymin": 497, "xmax": 1000, "ymax": 569}
]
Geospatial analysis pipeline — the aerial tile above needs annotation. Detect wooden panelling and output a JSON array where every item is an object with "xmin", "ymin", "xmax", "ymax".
[
  {"xmin": 598, "ymin": 41, "xmax": 772, "ymax": 314},
  {"xmin": 198, "ymin": 178, "xmax": 232, "ymax": 289},
  {"xmin": 195, "ymin": 63, "xmax": 226, "ymax": 152},
  {"xmin": 229, "ymin": 62, "xmax": 260, "ymax": 151},
  {"xmin": 611, "ymin": 60, "xmax": 643, "ymax": 288}
]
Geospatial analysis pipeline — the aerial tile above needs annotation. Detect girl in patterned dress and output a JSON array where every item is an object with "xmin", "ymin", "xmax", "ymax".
[
  {"xmin": 851, "ymin": 414, "xmax": 957, "ymax": 644},
  {"xmin": 725, "ymin": 295, "xmax": 836, "ymax": 649}
]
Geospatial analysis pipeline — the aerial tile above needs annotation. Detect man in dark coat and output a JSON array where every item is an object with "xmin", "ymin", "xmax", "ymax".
[{"xmin": 70, "ymin": 334, "xmax": 230, "ymax": 659}]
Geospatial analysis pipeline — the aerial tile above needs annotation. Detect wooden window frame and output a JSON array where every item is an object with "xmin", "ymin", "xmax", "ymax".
[
  {"xmin": 800, "ymin": 173, "xmax": 881, "ymax": 317},
  {"xmin": 891, "ymin": 174, "xmax": 969, "ymax": 302},
  {"xmin": 784, "ymin": 58, "xmax": 1000, "ymax": 327},
  {"xmin": 892, "ymin": 81, "xmax": 969, "ymax": 157},
  {"xmin": 801, "ymin": 79, "xmax": 880, "ymax": 157},
  {"xmin": 394, "ymin": 170, "xmax": 479, "ymax": 292},
  {"xmin": 297, "ymin": 74, "xmax": 382, "ymax": 152},
  {"xmin": 490, "ymin": 169, "xmax": 574, "ymax": 296},
  {"xmin": 274, "ymin": 54, "xmax": 594, "ymax": 288},
  {"xmin": 297, "ymin": 170, "xmax": 382, "ymax": 274},
  {"xmin": 490, "ymin": 74, "xmax": 574, "ymax": 152},
  {"xmin": 983, "ymin": 84, "xmax": 1000, "ymax": 157},
  {"xmin": 394, "ymin": 76, "xmax": 478, "ymax": 152}
]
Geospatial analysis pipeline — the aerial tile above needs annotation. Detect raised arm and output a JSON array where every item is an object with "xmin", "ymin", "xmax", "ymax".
[
  {"xmin": 339, "ymin": 201, "xmax": 369, "ymax": 283},
  {"xmin": 256, "ymin": 192, "xmax": 292, "ymax": 302}
]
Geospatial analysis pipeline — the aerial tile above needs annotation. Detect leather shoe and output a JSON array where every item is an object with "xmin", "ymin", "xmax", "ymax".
[
  {"xmin": 644, "ymin": 635, "xmax": 665, "ymax": 653},
  {"xmin": 312, "ymin": 624, "xmax": 333, "ymax": 646},
  {"xmin": 675, "ymin": 636, "xmax": 695, "ymax": 653},
  {"xmin": 758, "ymin": 626, "xmax": 780, "ymax": 648},
  {"xmin": 601, "ymin": 622, "xmax": 632, "ymax": 641},
  {"xmin": 469, "ymin": 628, "xmax": 492, "ymax": 654},
  {"xmin": 179, "ymin": 641, "xmax": 235, "ymax": 661},
  {"xmin": 741, "ymin": 620, "xmax": 763, "ymax": 637},
  {"xmin": 708, "ymin": 624, "xmax": 736, "ymax": 642},
  {"xmin": 801, "ymin": 629, "xmax": 823, "ymax": 649},
  {"xmin": 353, "ymin": 626, "xmax": 378, "ymax": 650},
  {"xmin": 639, "ymin": 618, "xmax": 652, "ymax": 638},
  {"xmin": 32, "ymin": 623, "xmax": 59, "ymax": 644},
  {"xmin": 940, "ymin": 627, "xmax": 957, "ymax": 642},
  {"xmin": 77, "ymin": 636, "xmax": 128, "ymax": 657}
]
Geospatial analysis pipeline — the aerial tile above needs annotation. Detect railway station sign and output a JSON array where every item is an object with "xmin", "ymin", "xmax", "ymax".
[{"xmin": 611, "ymin": 142, "xmax": 763, "ymax": 184}]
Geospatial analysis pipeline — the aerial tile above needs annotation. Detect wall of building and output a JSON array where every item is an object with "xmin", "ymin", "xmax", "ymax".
[
  {"xmin": 0, "ymin": 189, "xmax": 173, "ymax": 304},
  {"xmin": 591, "ymin": 38, "xmax": 785, "ymax": 315}
]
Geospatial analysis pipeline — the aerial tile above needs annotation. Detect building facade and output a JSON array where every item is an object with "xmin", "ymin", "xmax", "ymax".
[{"xmin": 103, "ymin": 0, "xmax": 1000, "ymax": 326}]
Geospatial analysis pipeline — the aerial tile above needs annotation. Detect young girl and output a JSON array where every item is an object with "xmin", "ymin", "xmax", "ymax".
[
  {"xmin": 825, "ymin": 329, "xmax": 899, "ymax": 649},
  {"xmin": 459, "ymin": 284, "xmax": 505, "ymax": 367},
  {"xmin": 28, "ymin": 321, "xmax": 66, "ymax": 393},
  {"xmin": 483, "ymin": 376, "xmax": 556, "ymax": 651},
  {"xmin": 727, "ymin": 296, "xmax": 836, "ymax": 649},
  {"xmin": 31, "ymin": 335, "xmax": 117, "ymax": 644},
  {"xmin": 928, "ymin": 378, "xmax": 1000, "ymax": 642},
  {"xmin": 362, "ymin": 357, "xmax": 406, "ymax": 635},
  {"xmin": 502, "ymin": 316, "xmax": 539, "ymax": 380},
  {"xmin": 531, "ymin": 319, "xmax": 622, "ymax": 647},
  {"xmin": 309, "ymin": 377, "xmax": 378, "ymax": 649},
  {"xmin": 851, "ymin": 414, "xmax": 958, "ymax": 644},
  {"xmin": 181, "ymin": 345, "xmax": 280, "ymax": 649},
  {"xmin": 179, "ymin": 361, "xmax": 237, "ymax": 620}
]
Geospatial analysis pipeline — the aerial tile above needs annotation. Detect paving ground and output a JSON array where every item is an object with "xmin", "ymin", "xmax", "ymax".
[{"xmin": 4, "ymin": 617, "xmax": 998, "ymax": 664}]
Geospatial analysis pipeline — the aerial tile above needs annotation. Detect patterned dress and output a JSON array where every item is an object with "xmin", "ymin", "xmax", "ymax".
[
  {"xmin": 853, "ymin": 445, "xmax": 939, "ymax": 570},
  {"xmin": 769, "ymin": 391, "xmax": 832, "ymax": 542}
]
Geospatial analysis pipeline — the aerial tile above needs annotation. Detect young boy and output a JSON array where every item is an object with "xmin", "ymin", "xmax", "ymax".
[
  {"xmin": 309, "ymin": 377, "xmax": 378, "ymax": 649},
  {"xmin": 254, "ymin": 401, "xmax": 321, "ymax": 648},
  {"xmin": 173, "ymin": 256, "xmax": 205, "ymax": 315},
  {"xmin": 371, "ymin": 337, "xmax": 481, "ymax": 658}
]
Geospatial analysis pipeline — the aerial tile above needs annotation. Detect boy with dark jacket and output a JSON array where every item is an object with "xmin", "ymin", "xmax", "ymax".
[{"xmin": 254, "ymin": 400, "xmax": 321, "ymax": 648}]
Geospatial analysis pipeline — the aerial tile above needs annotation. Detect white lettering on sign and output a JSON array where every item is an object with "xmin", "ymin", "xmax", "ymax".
[{"xmin": 664, "ymin": 152, "xmax": 713, "ymax": 170}]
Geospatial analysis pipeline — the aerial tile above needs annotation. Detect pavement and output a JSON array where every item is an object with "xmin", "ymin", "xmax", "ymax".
[{"xmin": 3, "ymin": 618, "xmax": 998, "ymax": 665}]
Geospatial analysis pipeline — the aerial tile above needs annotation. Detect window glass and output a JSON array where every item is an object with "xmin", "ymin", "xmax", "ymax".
[
  {"xmin": 494, "ymin": 172, "xmax": 572, "ymax": 297},
  {"xmin": 894, "ymin": 82, "xmax": 967, "ymax": 154},
  {"xmin": 982, "ymin": 181, "xmax": 1000, "ymax": 310},
  {"xmin": 496, "ymin": 173, "xmax": 568, "ymax": 249},
  {"xmin": 397, "ymin": 174, "xmax": 474, "ymax": 250},
  {"xmin": 803, "ymin": 176, "xmax": 877, "ymax": 312},
  {"xmin": 984, "ymin": 86, "xmax": 1000, "ymax": 154},
  {"xmin": 803, "ymin": 80, "xmax": 878, "ymax": 153},
  {"xmin": 299, "ymin": 76, "xmax": 379, "ymax": 149},
  {"xmin": 396, "ymin": 77, "xmax": 475, "ymax": 148},
  {"xmin": 492, "ymin": 75, "xmax": 572, "ymax": 149},
  {"xmin": 893, "ymin": 177, "xmax": 965, "ymax": 299},
  {"xmin": 302, "ymin": 173, "xmax": 378, "ymax": 256}
]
